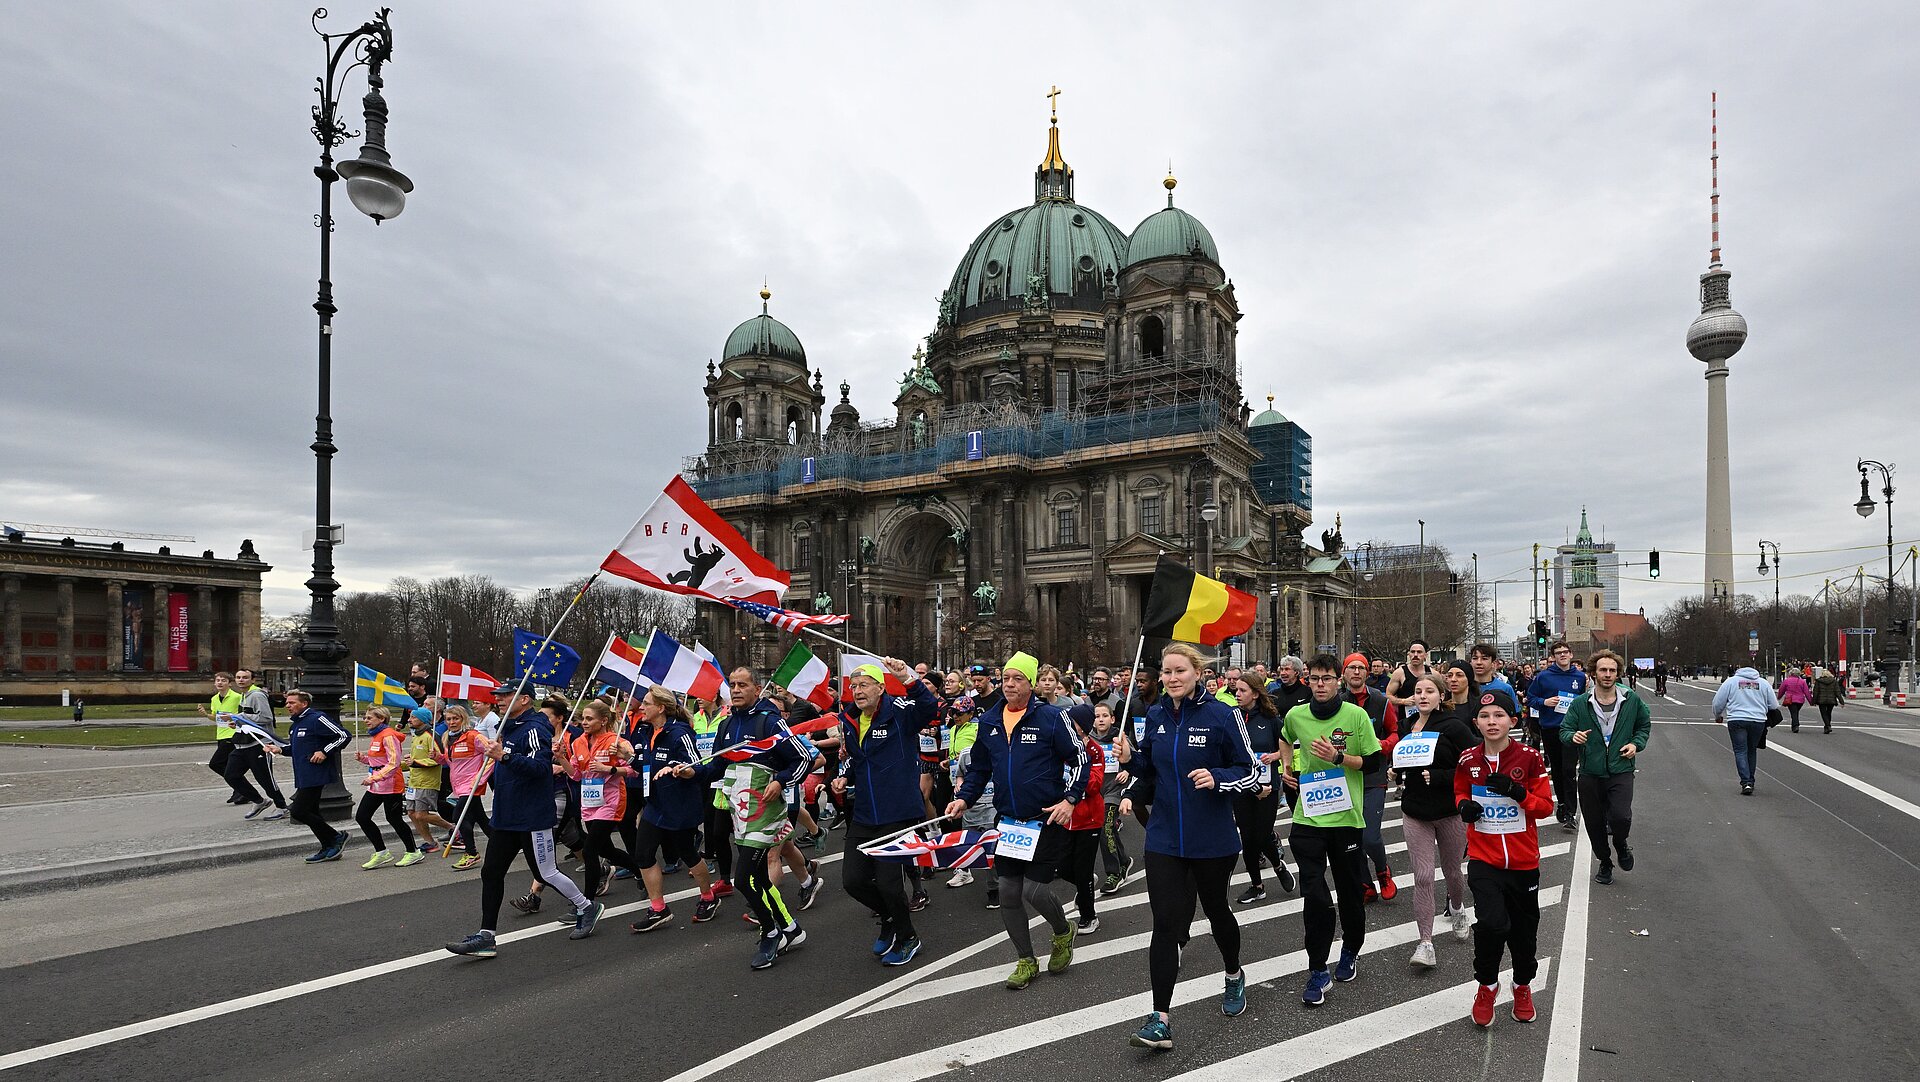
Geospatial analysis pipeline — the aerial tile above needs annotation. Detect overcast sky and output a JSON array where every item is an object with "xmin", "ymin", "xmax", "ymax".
[{"xmin": 4, "ymin": 2, "xmax": 1914, "ymax": 645}]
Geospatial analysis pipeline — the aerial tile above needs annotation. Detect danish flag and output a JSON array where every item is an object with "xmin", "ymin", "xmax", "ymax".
[{"xmin": 439, "ymin": 659, "xmax": 501, "ymax": 703}]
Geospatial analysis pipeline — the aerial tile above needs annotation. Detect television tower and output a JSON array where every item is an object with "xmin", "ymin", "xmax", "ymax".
[{"xmin": 1686, "ymin": 92, "xmax": 1747, "ymax": 602}]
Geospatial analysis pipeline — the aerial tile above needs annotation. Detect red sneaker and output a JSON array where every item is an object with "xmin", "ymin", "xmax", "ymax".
[
  {"xmin": 712, "ymin": 881, "xmax": 736, "ymax": 898},
  {"xmin": 1511, "ymin": 983, "xmax": 1536, "ymax": 1023},
  {"xmin": 1471, "ymin": 984, "xmax": 1498, "ymax": 1027},
  {"xmin": 1377, "ymin": 868, "xmax": 1398, "ymax": 901},
  {"xmin": 1362, "ymin": 884, "xmax": 1378, "ymax": 904}
]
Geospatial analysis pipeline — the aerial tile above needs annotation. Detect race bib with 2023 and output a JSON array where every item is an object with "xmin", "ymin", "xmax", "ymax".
[
  {"xmin": 1472, "ymin": 786, "xmax": 1524, "ymax": 834},
  {"xmin": 995, "ymin": 817, "xmax": 1042, "ymax": 862},
  {"xmin": 1392, "ymin": 731, "xmax": 1441, "ymax": 769},
  {"xmin": 1298, "ymin": 769, "xmax": 1353, "ymax": 818},
  {"xmin": 580, "ymin": 778, "xmax": 607, "ymax": 809}
]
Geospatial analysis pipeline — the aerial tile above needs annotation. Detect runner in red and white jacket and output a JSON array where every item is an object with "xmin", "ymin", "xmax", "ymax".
[{"xmin": 1452, "ymin": 688, "xmax": 1553, "ymax": 1029}]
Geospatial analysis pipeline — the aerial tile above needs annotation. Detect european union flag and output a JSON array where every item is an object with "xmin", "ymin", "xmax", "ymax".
[{"xmin": 513, "ymin": 627, "xmax": 582, "ymax": 687}]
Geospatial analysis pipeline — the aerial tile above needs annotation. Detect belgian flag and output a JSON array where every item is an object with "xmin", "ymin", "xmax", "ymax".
[{"xmin": 1142, "ymin": 555, "xmax": 1258, "ymax": 645}]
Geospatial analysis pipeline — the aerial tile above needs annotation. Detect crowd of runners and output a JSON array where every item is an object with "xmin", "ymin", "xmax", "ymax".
[{"xmin": 201, "ymin": 638, "xmax": 1668, "ymax": 1047}]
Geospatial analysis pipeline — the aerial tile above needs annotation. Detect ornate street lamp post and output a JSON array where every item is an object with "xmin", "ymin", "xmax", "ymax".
[
  {"xmin": 299, "ymin": 7, "xmax": 413, "ymax": 817},
  {"xmin": 1856, "ymin": 459, "xmax": 1898, "ymax": 686}
]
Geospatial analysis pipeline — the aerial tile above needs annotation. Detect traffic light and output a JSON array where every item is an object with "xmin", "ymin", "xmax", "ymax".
[
  {"xmin": 1533, "ymin": 620, "xmax": 1549, "ymax": 646},
  {"xmin": 1648, "ymin": 550, "xmax": 1660, "ymax": 578}
]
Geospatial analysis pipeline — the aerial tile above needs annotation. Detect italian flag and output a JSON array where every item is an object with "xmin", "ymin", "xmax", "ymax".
[{"xmin": 770, "ymin": 641, "xmax": 836, "ymax": 710}]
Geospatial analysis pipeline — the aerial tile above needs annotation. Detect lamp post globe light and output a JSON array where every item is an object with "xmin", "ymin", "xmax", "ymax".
[
  {"xmin": 299, "ymin": 7, "xmax": 413, "ymax": 818},
  {"xmin": 1856, "ymin": 459, "xmax": 1898, "ymax": 673}
]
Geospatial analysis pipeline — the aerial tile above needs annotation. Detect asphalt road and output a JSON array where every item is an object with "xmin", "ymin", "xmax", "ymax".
[{"xmin": 2, "ymin": 682, "xmax": 1917, "ymax": 1081}]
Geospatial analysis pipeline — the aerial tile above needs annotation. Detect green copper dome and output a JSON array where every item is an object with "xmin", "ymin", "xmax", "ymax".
[
  {"xmin": 947, "ymin": 201, "xmax": 1129, "ymax": 322},
  {"xmin": 723, "ymin": 309, "xmax": 806, "ymax": 366},
  {"xmin": 1126, "ymin": 205, "xmax": 1218, "ymax": 268}
]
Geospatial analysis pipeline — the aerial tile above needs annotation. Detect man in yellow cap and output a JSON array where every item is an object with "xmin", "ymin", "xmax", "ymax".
[
  {"xmin": 832, "ymin": 656, "xmax": 940, "ymax": 965},
  {"xmin": 946, "ymin": 651, "xmax": 1089, "ymax": 989}
]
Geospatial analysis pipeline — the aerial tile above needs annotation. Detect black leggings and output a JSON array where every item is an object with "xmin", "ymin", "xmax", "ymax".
[
  {"xmin": 1540, "ymin": 727, "xmax": 1575, "ymax": 817},
  {"xmin": 1233, "ymin": 791, "xmax": 1282, "ymax": 886},
  {"xmin": 1786, "ymin": 702, "xmax": 1804, "ymax": 729},
  {"xmin": 705, "ymin": 802, "xmax": 734, "ymax": 879},
  {"xmin": 583, "ymin": 819, "xmax": 638, "ymax": 894},
  {"xmin": 480, "ymin": 828, "xmax": 585, "ymax": 932},
  {"xmin": 1289, "ymin": 823, "xmax": 1367, "ymax": 972},
  {"xmin": 355, "ymin": 791, "xmax": 415, "ymax": 852},
  {"xmin": 289, "ymin": 786, "xmax": 344, "ymax": 848},
  {"xmin": 1067, "ymin": 828, "xmax": 1101, "ymax": 920},
  {"xmin": 451, "ymin": 795, "xmax": 490, "ymax": 853},
  {"xmin": 1819, "ymin": 703, "xmax": 1835, "ymax": 730},
  {"xmin": 735, "ymin": 844, "xmax": 792, "ymax": 935},
  {"xmin": 1101, "ymin": 804, "xmax": 1130, "ymax": 876},
  {"xmin": 842, "ymin": 819, "xmax": 917, "ymax": 939},
  {"xmin": 1468, "ymin": 861, "xmax": 1540, "ymax": 986},
  {"xmin": 1145, "ymin": 851, "xmax": 1240, "ymax": 1013}
]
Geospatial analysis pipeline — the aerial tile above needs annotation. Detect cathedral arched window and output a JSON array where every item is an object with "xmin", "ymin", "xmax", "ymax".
[
  {"xmin": 726, "ymin": 402, "xmax": 744, "ymax": 441},
  {"xmin": 787, "ymin": 405, "xmax": 804, "ymax": 445},
  {"xmin": 1572, "ymin": 595, "xmax": 1583, "ymax": 609},
  {"xmin": 1139, "ymin": 315, "xmax": 1165, "ymax": 358}
]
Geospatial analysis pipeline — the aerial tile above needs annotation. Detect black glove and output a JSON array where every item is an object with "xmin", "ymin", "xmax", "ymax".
[
  {"xmin": 1483, "ymin": 772, "xmax": 1524, "ymax": 800},
  {"xmin": 1457, "ymin": 798, "xmax": 1483, "ymax": 824}
]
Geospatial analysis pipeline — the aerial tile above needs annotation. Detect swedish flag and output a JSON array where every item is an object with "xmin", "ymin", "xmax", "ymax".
[
  {"xmin": 354, "ymin": 664, "xmax": 419, "ymax": 709},
  {"xmin": 513, "ymin": 628, "xmax": 582, "ymax": 687}
]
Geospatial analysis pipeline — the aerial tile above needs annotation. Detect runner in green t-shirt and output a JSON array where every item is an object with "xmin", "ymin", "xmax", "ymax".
[{"xmin": 1279, "ymin": 654, "xmax": 1387, "ymax": 1007}]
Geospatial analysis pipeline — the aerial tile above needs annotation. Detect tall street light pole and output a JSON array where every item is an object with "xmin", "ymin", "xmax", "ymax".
[
  {"xmin": 1417, "ymin": 519, "xmax": 1427, "ymax": 640},
  {"xmin": 1470, "ymin": 552, "xmax": 1479, "ymax": 647},
  {"xmin": 301, "ymin": 6, "xmax": 413, "ymax": 818},
  {"xmin": 1857, "ymin": 460, "xmax": 1898, "ymax": 697},
  {"xmin": 1758, "ymin": 539, "xmax": 1780, "ymax": 672}
]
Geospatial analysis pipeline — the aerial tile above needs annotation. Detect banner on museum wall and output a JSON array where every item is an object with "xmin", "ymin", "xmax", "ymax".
[
  {"xmin": 122, "ymin": 593, "xmax": 146, "ymax": 671},
  {"xmin": 167, "ymin": 591, "xmax": 191, "ymax": 672}
]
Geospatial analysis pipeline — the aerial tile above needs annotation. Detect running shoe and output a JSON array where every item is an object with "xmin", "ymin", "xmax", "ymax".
[
  {"xmin": 1448, "ymin": 904, "xmax": 1472, "ymax": 942},
  {"xmin": 872, "ymin": 923, "xmax": 896, "ymax": 956},
  {"xmin": 595, "ymin": 876, "xmax": 612, "ymax": 898},
  {"xmin": 1334, "ymin": 948, "xmax": 1358, "ymax": 982},
  {"xmin": 569, "ymin": 901, "xmax": 605, "ymax": 940},
  {"xmin": 1275, "ymin": 857, "xmax": 1298, "ymax": 894},
  {"xmin": 1511, "ymin": 983, "xmax": 1536, "ymax": 1023},
  {"xmin": 742, "ymin": 911, "xmax": 761, "ymax": 927},
  {"xmin": 1410, "ymin": 941, "xmax": 1437, "ymax": 968},
  {"xmin": 510, "ymin": 890, "xmax": 542, "ymax": 914},
  {"xmin": 947, "ymin": 869, "xmax": 974, "ymax": 888},
  {"xmin": 1129, "ymin": 1014, "xmax": 1172, "ymax": 1050},
  {"xmin": 1560, "ymin": 817, "xmax": 1577, "ymax": 834},
  {"xmin": 1362, "ymin": 883, "xmax": 1378, "ymax": 904},
  {"xmin": 808, "ymin": 831, "xmax": 824, "ymax": 849},
  {"xmin": 630, "ymin": 908, "xmax": 673, "ymax": 933},
  {"xmin": 394, "ymin": 851, "xmax": 425, "ymax": 867},
  {"xmin": 1077, "ymin": 914, "xmax": 1100, "ymax": 935},
  {"xmin": 795, "ymin": 832, "xmax": 815, "ymax": 850},
  {"xmin": 303, "ymin": 849, "xmax": 331, "ymax": 864},
  {"xmin": 1236, "ymin": 885, "xmax": 1266, "ymax": 905},
  {"xmin": 452, "ymin": 854, "xmax": 482, "ymax": 871},
  {"xmin": 1472, "ymin": 983, "xmax": 1498, "ymax": 1027},
  {"xmin": 778, "ymin": 927, "xmax": 807, "ymax": 954},
  {"xmin": 985, "ymin": 888, "xmax": 1000, "ymax": 910},
  {"xmin": 711, "ymin": 880, "xmax": 735, "ymax": 898},
  {"xmin": 612, "ymin": 866, "xmax": 633, "ymax": 880},
  {"xmin": 909, "ymin": 887, "xmax": 930, "ymax": 913},
  {"xmin": 1301, "ymin": 969, "xmax": 1332, "ymax": 1007},
  {"xmin": 693, "ymin": 896, "xmax": 720, "ymax": 923},
  {"xmin": 1100, "ymin": 872, "xmax": 1123, "ymax": 895},
  {"xmin": 1741, "ymin": 783, "xmax": 1754, "ymax": 795},
  {"xmin": 1047, "ymin": 923, "xmax": 1076, "ymax": 974},
  {"xmin": 663, "ymin": 861, "xmax": 683, "ymax": 875},
  {"xmin": 361, "ymin": 850, "xmax": 393, "ymax": 870},
  {"xmin": 750, "ymin": 933, "xmax": 780, "ymax": 970},
  {"xmin": 1616, "ymin": 842, "xmax": 1635, "ymax": 872},
  {"xmin": 880, "ymin": 935, "xmax": 920, "ymax": 966},
  {"xmin": 1222, "ymin": 972, "xmax": 1247, "ymax": 1017},
  {"xmin": 798, "ymin": 875, "xmax": 823, "ymax": 912},
  {"xmin": 1377, "ymin": 868, "xmax": 1398, "ymax": 901},
  {"xmin": 318, "ymin": 836, "xmax": 347, "ymax": 862},
  {"xmin": 1595, "ymin": 863, "xmax": 1614, "ymax": 886},
  {"xmin": 1006, "ymin": 956, "xmax": 1040, "ymax": 990},
  {"xmin": 262, "ymin": 808, "xmax": 287, "ymax": 821},
  {"xmin": 244, "ymin": 801, "xmax": 272, "ymax": 821},
  {"xmin": 445, "ymin": 931, "xmax": 496, "ymax": 959}
]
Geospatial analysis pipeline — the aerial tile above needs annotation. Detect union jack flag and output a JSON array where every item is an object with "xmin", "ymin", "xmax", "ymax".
[
  {"xmin": 860, "ymin": 828, "xmax": 1000, "ymax": 870},
  {"xmin": 722, "ymin": 597, "xmax": 849, "ymax": 634}
]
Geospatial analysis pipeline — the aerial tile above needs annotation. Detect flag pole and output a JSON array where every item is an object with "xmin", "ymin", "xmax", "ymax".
[
  {"xmin": 445, "ymin": 573, "xmax": 600, "ymax": 848},
  {"xmin": 797, "ymin": 622, "xmax": 882, "ymax": 658}
]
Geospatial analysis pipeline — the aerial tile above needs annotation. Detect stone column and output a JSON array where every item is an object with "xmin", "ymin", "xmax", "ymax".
[
  {"xmin": 151, "ymin": 582, "xmax": 171, "ymax": 672},
  {"xmin": 103, "ymin": 580, "xmax": 124, "ymax": 673},
  {"xmin": 237, "ymin": 585, "xmax": 262, "ymax": 673},
  {"xmin": 2, "ymin": 574, "xmax": 23, "ymax": 673},
  {"xmin": 193, "ymin": 586, "xmax": 215, "ymax": 673},
  {"xmin": 55, "ymin": 577, "xmax": 75, "ymax": 674}
]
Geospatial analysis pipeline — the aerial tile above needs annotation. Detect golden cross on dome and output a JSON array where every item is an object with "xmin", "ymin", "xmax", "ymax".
[{"xmin": 1047, "ymin": 85, "xmax": 1061, "ymax": 123}]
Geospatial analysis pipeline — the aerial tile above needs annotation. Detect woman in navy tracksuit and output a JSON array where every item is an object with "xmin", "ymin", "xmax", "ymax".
[
  {"xmin": 1118, "ymin": 643, "xmax": 1261, "ymax": 1051},
  {"xmin": 832, "ymin": 659, "xmax": 940, "ymax": 964}
]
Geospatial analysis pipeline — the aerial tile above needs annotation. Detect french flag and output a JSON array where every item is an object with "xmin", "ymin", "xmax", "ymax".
[{"xmin": 637, "ymin": 629, "xmax": 725, "ymax": 701}]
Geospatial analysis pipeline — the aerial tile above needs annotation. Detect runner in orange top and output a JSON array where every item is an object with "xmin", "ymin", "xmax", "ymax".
[
  {"xmin": 353, "ymin": 707, "xmax": 421, "ymax": 868},
  {"xmin": 565, "ymin": 699, "xmax": 640, "ymax": 897}
]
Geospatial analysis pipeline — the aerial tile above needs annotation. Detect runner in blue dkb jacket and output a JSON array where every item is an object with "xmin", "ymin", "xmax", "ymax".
[
  {"xmin": 1118, "ymin": 643, "xmax": 1262, "ymax": 1051},
  {"xmin": 833, "ymin": 657, "xmax": 940, "ymax": 966}
]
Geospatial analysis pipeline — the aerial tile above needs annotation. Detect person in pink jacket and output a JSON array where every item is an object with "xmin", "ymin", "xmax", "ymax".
[{"xmin": 1778, "ymin": 670, "xmax": 1810, "ymax": 733}]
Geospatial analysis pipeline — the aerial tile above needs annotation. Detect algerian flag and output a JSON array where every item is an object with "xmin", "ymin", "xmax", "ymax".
[{"xmin": 770, "ymin": 640, "xmax": 836, "ymax": 710}]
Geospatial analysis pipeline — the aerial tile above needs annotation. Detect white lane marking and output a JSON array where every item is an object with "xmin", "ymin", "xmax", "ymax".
[
  {"xmin": 1541, "ymin": 811, "xmax": 1592, "ymax": 1080},
  {"xmin": 1168, "ymin": 958, "xmax": 1555, "ymax": 1081},
  {"xmin": 826, "ymin": 889, "xmax": 1565, "ymax": 1082},
  {"xmin": 0, "ymin": 851, "xmax": 843, "ymax": 1072},
  {"xmin": 1768, "ymin": 744, "xmax": 1920, "ymax": 823},
  {"xmin": 858, "ymin": 843, "xmax": 1571, "ymax": 1017}
]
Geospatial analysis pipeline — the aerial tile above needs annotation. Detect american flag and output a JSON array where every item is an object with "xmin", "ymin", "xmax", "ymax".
[
  {"xmin": 860, "ymin": 828, "xmax": 1000, "ymax": 870},
  {"xmin": 723, "ymin": 597, "xmax": 849, "ymax": 633}
]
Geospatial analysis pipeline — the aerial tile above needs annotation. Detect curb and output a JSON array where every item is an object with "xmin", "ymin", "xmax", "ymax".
[
  {"xmin": 0, "ymin": 742, "xmax": 208, "ymax": 751},
  {"xmin": 0, "ymin": 833, "xmax": 319, "ymax": 899}
]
